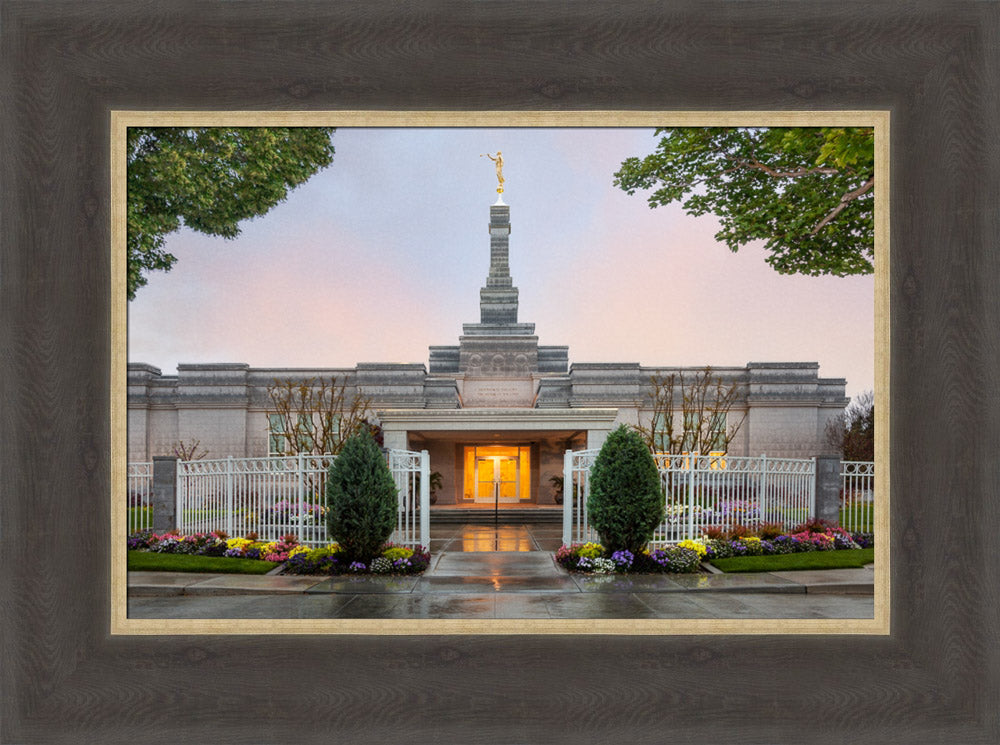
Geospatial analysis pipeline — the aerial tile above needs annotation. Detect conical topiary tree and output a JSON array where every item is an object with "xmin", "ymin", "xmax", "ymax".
[
  {"xmin": 325, "ymin": 428, "xmax": 398, "ymax": 563},
  {"xmin": 587, "ymin": 424, "xmax": 665, "ymax": 554}
]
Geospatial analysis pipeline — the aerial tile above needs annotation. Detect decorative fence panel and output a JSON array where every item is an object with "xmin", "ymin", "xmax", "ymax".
[
  {"xmin": 840, "ymin": 460, "xmax": 875, "ymax": 533},
  {"xmin": 563, "ymin": 450, "xmax": 817, "ymax": 546},
  {"xmin": 127, "ymin": 462, "xmax": 153, "ymax": 533},
  {"xmin": 174, "ymin": 450, "xmax": 429, "ymax": 548},
  {"xmin": 387, "ymin": 449, "xmax": 431, "ymax": 553},
  {"xmin": 562, "ymin": 449, "xmax": 601, "ymax": 549}
]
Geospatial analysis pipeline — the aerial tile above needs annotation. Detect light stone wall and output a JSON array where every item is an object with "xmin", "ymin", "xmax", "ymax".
[
  {"xmin": 612, "ymin": 406, "xmax": 640, "ymax": 430},
  {"xmin": 246, "ymin": 411, "xmax": 271, "ymax": 456},
  {"xmin": 381, "ymin": 429, "xmax": 409, "ymax": 451},
  {"xmin": 147, "ymin": 409, "xmax": 179, "ymax": 459},
  {"xmin": 128, "ymin": 360, "xmax": 849, "ymax": 464},
  {"xmin": 747, "ymin": 407, "xmax": 829, "ymax": 458},
  {"xmin": 127, "ymin": 407, "xmax": 179, "ymax": 461},
  {"xmin": 176, "ymin": 409, "xmax": 247, "ymax": 458},
  {"xmin": 586, "ymin": 429, "xmax": 609, "ymax": 450},
  {"xmin": 128, "ymin": 409, "xmax": 150, "ymax": 461},
  {"xmin": 729, "ymin": 414, "xmax": 751, "ymax": 455}
]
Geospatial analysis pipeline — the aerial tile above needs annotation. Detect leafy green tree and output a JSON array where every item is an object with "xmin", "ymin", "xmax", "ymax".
[
  {"xmin": 587, "ymin": 425, "xmax": 665, "ymax": 554},
  {"xmin": 127, "ymin": 127, "xmax": 336, "ymax": 299},
  {"xmin": 325, "ymin": 428, "xmax": 398, "ymax": 563},
  {"xmin": 614, "ymin": 127, "xmax": 874, "ymax": 276}
]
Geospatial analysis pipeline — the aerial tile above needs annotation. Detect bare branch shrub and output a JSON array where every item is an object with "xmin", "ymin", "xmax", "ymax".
[
  {"xmin": 636, "ymin": 367, "xmax": 747, "ymax": 455},
  {"xmin": 266, "ymin": 376, "xmax": 373, "ymax": 456}
]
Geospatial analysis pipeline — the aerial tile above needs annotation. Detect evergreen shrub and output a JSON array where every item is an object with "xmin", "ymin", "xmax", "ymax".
[
  {"xmin": 586, "ymin": 425, "xmax": 665, "ymax": 554},
  {"xmin": 325, "ymin": 428, "xmax": 399, "ymax": 562}
]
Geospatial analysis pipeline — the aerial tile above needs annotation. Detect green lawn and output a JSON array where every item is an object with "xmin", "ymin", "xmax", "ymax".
[
  {"xmin": 128, "ymin": 507, "xmax": 152, "ymax": 530},
  {"xmin": 840, "ymin": 505, "xmax": 874, "ymax": 533},
  {"xmin": 710, "ymin": 548, "xmax": 874, "ymax": 573},
  {"xmin": 127, "ymin": 551, "xmax": 278, "ymax": 574},
  {"xmin": 126, "ymin": 506, "xmax": 256, "ymax": 535}
]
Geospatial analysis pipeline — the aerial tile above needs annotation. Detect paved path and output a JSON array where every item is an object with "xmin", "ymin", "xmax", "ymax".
[{"xmin": 128, "ymin": 523, "xmax": 875, "ymax": 620}]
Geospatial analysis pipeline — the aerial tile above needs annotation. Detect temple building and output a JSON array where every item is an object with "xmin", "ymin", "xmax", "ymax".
[{"xmin": 128, "ymin": 190, "xmax": 849, "ymax": 508}]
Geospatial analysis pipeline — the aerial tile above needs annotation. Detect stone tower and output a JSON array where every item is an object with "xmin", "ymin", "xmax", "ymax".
[
  {"xmin": 477, "ymin": 203, "xmax": 522, "ymax": 326},
  {"xmin": 428, "ymin": 195, "xmax": 568, "ymax": 387}
]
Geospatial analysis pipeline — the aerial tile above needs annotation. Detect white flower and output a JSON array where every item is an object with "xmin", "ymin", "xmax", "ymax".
[{"xmin": 591, "ymin": 558, "xmax": 617, "ymax": 574}]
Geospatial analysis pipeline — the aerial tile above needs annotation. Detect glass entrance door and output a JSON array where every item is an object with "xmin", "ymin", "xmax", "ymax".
[
  {"xmin": 474, "ymin": 455, "xmax": 520, "ymax": 503},
  {"xmin": 462, "ymin": 445, "xmax": 531, "ymax": 503}
]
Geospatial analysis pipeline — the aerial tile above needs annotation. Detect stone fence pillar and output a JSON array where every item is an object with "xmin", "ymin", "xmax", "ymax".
[
  {"xmin": 814, "ymin": 456, "xmax": 842, "ymax": 525},
  {"xmin": 152, "ymin": 456, "xmax": 178, "ymax": 533}
]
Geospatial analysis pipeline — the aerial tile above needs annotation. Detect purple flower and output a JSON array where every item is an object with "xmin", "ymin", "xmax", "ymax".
[{"xmin": 610, "ymin": 550, "xmax": 634, "ymax": 569}]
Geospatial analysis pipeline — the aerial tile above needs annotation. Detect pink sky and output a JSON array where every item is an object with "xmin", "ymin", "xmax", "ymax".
[{"xmin": 127, "ymin": 128, "xmax": 875, "ymax": 400}]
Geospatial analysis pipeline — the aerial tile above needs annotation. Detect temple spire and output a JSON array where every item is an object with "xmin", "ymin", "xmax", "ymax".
[{"xmin": 479, "ymin": 202, "xmax": 518, "ymax": 325}]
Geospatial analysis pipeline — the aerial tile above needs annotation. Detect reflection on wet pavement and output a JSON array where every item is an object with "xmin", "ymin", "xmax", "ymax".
[
  {"xmin": 129, "ymin": 591, "xmax": 874, "ymax": 620},
  {"xmin": 127, "ymin": 522, "xmax": 877, "ymax": 620},
  {"xmin": 430, "ymin": 523, "xmax": 563, "ymax": 552},
  {"xmin": 460, "ymin": 526, "xmax": 533, "ymax": 552}
]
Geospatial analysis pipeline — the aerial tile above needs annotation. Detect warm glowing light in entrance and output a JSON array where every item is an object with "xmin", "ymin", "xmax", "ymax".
[{"xmin": 462, "ymin": 445, "xmax": 531, "ymax": 502}]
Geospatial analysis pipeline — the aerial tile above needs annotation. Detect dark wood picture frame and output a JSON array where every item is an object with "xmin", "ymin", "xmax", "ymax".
[{"xmin": 3, "ymin": 2, "xmax": 997, "ymax": 742}]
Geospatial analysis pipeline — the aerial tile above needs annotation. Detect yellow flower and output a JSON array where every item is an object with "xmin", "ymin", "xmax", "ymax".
[
  {"xmin": 577, "ymin": 542, "xmax": 604, "ymax": 559},
  {"xmin": 382, "ymin": 546, "xmax": 414, "ymax": 561},
  {"xmin": 677, "ymin": 539, "xmax": 708, "ymax": 558}
]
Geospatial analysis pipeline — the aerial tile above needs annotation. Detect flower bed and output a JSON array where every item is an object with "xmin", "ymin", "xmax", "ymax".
[
  {"xmin": 556, "ymin": 520, "xmax": 874, "ymax": 574},
  {"xmin": 283, "ymin": 542, "xmax": 430, "ymax": 576},
  {"xmin": 128, "ymin": 529, "xmax": 309, "ymax": 562},
  {"xmin": 126, "ymin": 529, "xmax": 430, "ymax": 575},
  {"xmin": 555, "ymin": 542, "xmax": 703, "ymax": 574}
]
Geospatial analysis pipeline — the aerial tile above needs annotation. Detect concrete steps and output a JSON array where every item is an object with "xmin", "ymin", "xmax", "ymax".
[{"xmin": 428, "ymin": 507, "xmax": 564, "ymax": 524}]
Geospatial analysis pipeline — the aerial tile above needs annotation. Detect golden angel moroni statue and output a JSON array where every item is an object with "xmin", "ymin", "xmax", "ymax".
[{"xmin": 481, "ymin": 151, "xmax": 504, "ymax": 193}]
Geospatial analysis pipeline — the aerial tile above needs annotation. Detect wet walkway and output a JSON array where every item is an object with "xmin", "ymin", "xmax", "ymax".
[
  {"xmin": 429, "ymin": 522, "xmax": 563, "ymax": 553},
  {"xmin": 128, "ymin": 524, "xmax": 875, "ymax": 620}
]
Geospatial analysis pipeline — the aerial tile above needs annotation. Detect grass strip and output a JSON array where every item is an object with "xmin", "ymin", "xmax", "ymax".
[
  {"xmin": 839, "ymin": 506, "xmax": 873, "ymax": 533},
  {"xmin": 127, "ymin": 551, "xmax": 278, "ymax": 575},
  {"xmin": 710, "ymin": 548, "xmax": 875, "ymax": 573}
]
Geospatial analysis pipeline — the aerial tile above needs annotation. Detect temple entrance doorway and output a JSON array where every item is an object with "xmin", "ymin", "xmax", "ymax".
[
  {"xmin": 474, "ymin": 455, "xmax": 519, "ymax": 503},
  {"xmin": 462, "ymin": 445, "xmax": 531, "ymax": 504}
]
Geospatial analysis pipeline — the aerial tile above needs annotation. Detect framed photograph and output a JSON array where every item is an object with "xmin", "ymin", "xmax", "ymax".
[
  {"xmin": 3, "ymin": 3, "xmax": 997, "ymax": 743},
  {"xmin": 113, "ymin": 112, "xmax": 886, "ymax": 636}
]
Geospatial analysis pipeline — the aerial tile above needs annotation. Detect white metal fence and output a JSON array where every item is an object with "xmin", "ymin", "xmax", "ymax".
[
  {"xmin": 387, "ymin": 449, "xmax": 431, "ymax": 553},
  {"xmin": 840, "ymin": 460, "xmax": 875, "ymax": 533},
  {"xmin": 563, "ymin": 450, "xmax": 817, "ymax": 546},
  {"xmin": 173, "ymin": 450, "xmax": 429, "ymax": 548},
  {"xmin": 127, "ymin": 462, "xmax": 153, "ymax": 533}
]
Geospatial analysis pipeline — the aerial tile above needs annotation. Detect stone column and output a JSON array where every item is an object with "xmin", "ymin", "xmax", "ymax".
[
  {"xmin": 381, "ymin": 428, "xmax": 409, "ymax": 451},
  {"xmin": 152, "ymin": 456, "xmax": 178, "ymax": 533},
  {"xmin": 814, "ymin": 455, "xmax": 842, "ymax": 525},
  {"xmin": 586, "ymin": 428, "xmax": 610, "ymax": 451}
]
